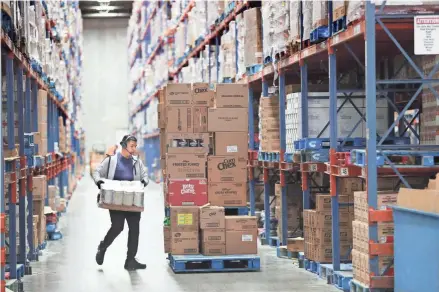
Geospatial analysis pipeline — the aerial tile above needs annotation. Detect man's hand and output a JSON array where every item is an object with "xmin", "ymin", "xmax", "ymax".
[
  {"xmin": 97, "ymin": 180, "xmax": 105, "ymax": 189},
  {"xmin": 141, "ymin": 180, "xmax": 148, "ymax": 187}
]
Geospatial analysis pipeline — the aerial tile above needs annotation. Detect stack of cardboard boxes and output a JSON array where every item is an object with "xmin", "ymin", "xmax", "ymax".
[
  {"xmin": 352, "ymin": 191, "xmax": 397, "ymax": 286},
  {"xmin": 259, "ymin": 95, "xmax": 280, "ymax": 152},
  {"xmin": 33, "ymin": 89, "xmax": 48, "ymax": 156},
  {"xmin": 274, "ymin": 183, "xmax": 303, "ymax": 242},
  {"xmin": 243, "ymin": 7, "xmax": 263, "ymax": 67},
  {"xmin": 208, "ymin": 83, "xmax": 248, "ymax": 207},
  {"xmin": 58, "ymin": 116, "xmax": 67, "ymax": 153},
  {"xmin": 32, "ymin": 175, "xmax": 47, "ymax": 246},
  {"xmin": 303, "ymin": 178, "xmax": 362, "ymax": 263},
  {"xmin": 162, "ymin": 82, "xmax": 257, "ymax": 257}
]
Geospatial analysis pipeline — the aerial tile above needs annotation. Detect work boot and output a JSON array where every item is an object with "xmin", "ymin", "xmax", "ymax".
[
  {"xmin": 124, "ymin": 258, "xmax": 147, "ymax": 270},
  {"xmin": 95, "ymin": 241, "xmax": 107, "ymax": 265}
]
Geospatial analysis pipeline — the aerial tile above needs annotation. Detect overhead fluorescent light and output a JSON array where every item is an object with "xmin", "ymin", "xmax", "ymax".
[
  {"xmin": 82, "ymin": 12, "xmax": 130, "ymax": 18},
  {"xmin": 87, "ymin": 5, "xmax": 122, "ymax": 11}
]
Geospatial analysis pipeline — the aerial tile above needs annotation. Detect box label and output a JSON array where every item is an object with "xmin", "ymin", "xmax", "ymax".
[
  {"xmin": 242, "ymin": 234, "xmax": 253, "ymax": 242},
  {"xmin": 226, "ymin": 145, "xmax": 238, "ymax": 153},
  {"xmin": 177, "ymin": 214, "xmax": 193, "ymax": 225}
]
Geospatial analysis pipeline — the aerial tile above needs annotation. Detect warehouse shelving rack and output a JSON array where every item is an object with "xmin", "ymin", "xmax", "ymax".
[
  {"xmin": 1, "ymin": 31, "xmax": 84, "ymax": 292},
  {"xmin": 128, "ymin": 0, "xmax": 439, "ymax": 290}
]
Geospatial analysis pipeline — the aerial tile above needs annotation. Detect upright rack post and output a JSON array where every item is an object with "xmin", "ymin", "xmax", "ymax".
[
  {"xmin": 216, "ymin": 35, "xmax": 220, "ymax": 83},
  {"xmin": 262, "ymin": 78, "xmax": 270, "ymax": 244},
  {"xmin": 365, "ymin": 0, "xmax": 379, "ymax": 279},
  {"xmin": 329, "ymin": 48, "xmax": 340, "ymax": 271},
  {"xmin": 248, "ymin": 86, "xmax": 255, "ymax": 216},
  {"xmin": 279, "ymin": 70, "xmax": 287, "ymax": 246},
  {"xmin": 6, "ymin": 53, "xmax": 17, "ymax": 279},
  {"xmin": 0, "ymin": 49, "xmax": 4, "ymax": 292},
  {"xmin": 300, "ymin": 62, "xmax": 310, "ymax": 209},
  {"xmin": 16, "ymin": 67, "xmax": 27, "ymax": 267},
  {"xmin": 25, "ymin": 75, "xmax": 35, "ymax": 261}
]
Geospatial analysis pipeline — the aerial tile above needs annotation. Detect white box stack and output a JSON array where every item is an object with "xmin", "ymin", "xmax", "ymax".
[{"xmin": 285, "ymin": 92, "xmax": 389, "ymax": 153}]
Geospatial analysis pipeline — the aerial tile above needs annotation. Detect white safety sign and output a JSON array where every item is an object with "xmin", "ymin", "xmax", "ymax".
[{"xmin": 414, "ymin": 16, "xmax": 439, "ymax": 55}]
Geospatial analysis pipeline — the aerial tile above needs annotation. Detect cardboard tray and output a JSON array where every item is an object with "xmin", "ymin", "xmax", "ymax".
[{"xmin": 98, "ymin": 203, "xmax": 144, "ymax": 212}]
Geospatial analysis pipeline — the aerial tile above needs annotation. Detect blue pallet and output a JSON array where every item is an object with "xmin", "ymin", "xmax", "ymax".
[
  {"xmin": 33, "ymin": 155, "xmax": 45, "ymax": 167},
  {"xmin": 194, "ymin": 36, "xmax": 204, "ymax": 47},
  {"xmin": 169, "ymin": 254, "xmax": 260, "ymax": 273},
  {"xmin": 246, "ymin": 64, "xmax": 263, "ymax": 76},
  {"xmin": 351, "ymin": 149, "xmax": 439, "ymax": 167},
  {"xmin": 258, "ymin": 151, "xmax": 280, "ymax": 162},
  {"xmin": 332, "ymin": 16, "xmax": 347, "ymax": 34},
  {"xmin": 221, "ymin": 78, "xmax": 234, "ymax": 83},
  {"xmin": 264, "ymin": 55, "xmax": 272, "ymax": 65},
  {"xmin": 225, "ymin": 0, "xmax": 236, "ymax": 15},
  {"xmin": 300, "ymin": 149, "xmax": 330, "ymax": 163},
  {"xmin": 349, "ymin": 279, "xmax": 393, "ymax": 292},
  {"xmin": 333, "ymin": 270, "xmax": 353, "ymax": 291},
  {"xmin": 310, "ymin": 26, "xmax": 329, "ymax": 43},
  {"xmin": 47, "ymin": 231, "xmax": 63, "ymax": 241},
  {"xmin": 304, "ymin": 259, "xmax": 320, "ymax": 274},
  {"xmin": 269, "ymin": 236, "xmax": 280, "ymax": 247},
  {"xmin": 284, "ymin": 152, "xmax": 297, "ymax": 163},
  {"xmin": 276, "ymin": 246, "xmax": 301, "ymax": 259},
  {"xmin": 294, "ymin": 137, "xmax": 366, "ymax": 151},
  {"xmin": 224, "ymin": 206, "xmax": 248, "ymax": 216},
  {"xmin": 5, "ymin": 264, "xmax": 25, "ymax": 279}
]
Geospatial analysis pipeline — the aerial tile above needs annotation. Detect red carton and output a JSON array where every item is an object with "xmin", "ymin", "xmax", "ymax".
[{"xmin": 167, "ymin": 179, "xmax": 208, "ymax": 206}]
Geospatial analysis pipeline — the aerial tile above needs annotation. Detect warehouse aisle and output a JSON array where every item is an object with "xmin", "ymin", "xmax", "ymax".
[{"xmin": 23, "ymin": 174, "xmax": 337, "ymax": 292}]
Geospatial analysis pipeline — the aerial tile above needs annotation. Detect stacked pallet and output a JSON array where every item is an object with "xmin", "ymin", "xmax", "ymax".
[
  {"xmin": 304, "ymin": 178, "xmax": 362, "ymax": 263},
  {"xmin": 243, "ymin": 8, "xmax": 263, "ymax": 69},
  {"xmin": 219, "ymin": 21, "xmax": 237, "ymax": 80},
  {"xmin": 32, "ymin": 175, "xmax": 47, "ymax": 246},
  {"xmin": 274, "ymin": 183, "xmax": 303, "ymax": 242},
  {"xmin": 421, "ymin": 55, "xmax": 439, "ymax": 145},
  {"xmin": 161, "ymin": 82, "xmax": 255, "ymax": 258},
  {"xmin": 259, "ymin": 95, "xmax": 280, "ymax": 153},
  {"xmin": 352, "ymin": 191, "xmax": 398, "ymax": 286},
  {"xmin": 261, "ymin": 1, "xmax": 290, "ymax": 60}
]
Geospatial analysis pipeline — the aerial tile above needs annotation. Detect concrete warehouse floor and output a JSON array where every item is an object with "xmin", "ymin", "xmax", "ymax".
[{"xmin": 23, "ymin": 174, "xmax": 337, "ymax": 292}]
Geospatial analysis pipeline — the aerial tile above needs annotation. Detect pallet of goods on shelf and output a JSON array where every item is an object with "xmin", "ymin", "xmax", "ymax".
[
  {"xmin": 243, "ymin": 7, "xmax": 263, "ymax": 74},
  {"xmin": 159, "ymin": 82, "xmax": 259, "ymax": 273}
]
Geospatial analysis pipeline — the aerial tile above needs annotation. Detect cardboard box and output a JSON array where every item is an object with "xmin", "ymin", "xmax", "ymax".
[
  {"xmin": 165, "ymin": 106, "xmax": 193, "ymax": 133},
  {"xmin": 315, "ymin": 194, "xmax": 352, "ymax": 212},
  {"xmin": 201, "ymin": 243, "xmax": 226, "ymax": 256},
  {"xmin": 166, "ymin": 84, "xmax": 192, "ymax": 106},
  {"xmin": 165, "ymin": 133, "xmax": 209, "ymax": 154},
  {"xmin": 32, "ymin": 175, "xmax": 47, "ymax": 201},
  {"xmin": 166, "ymin": 154, "xmax": 206, "ymax": 179},
  {"xmin": 192, "ymin": 83, "xmax": 214, "ymax": 106},
  {"xmin": 208, "ymin": 182, "xmax": 247, "ymax": 206},
  {"xmin": 167, "ymin": 179, "xmax": 208, "ymax": 206},
  {"xmin": 201, "ymin": 229, "xmax": 226, "ymax": 243},
  {"xmin": 226, "ymin": 230, "xmax": 258, "ymax": 255},
  {"xmin": 287, "ymin": 237, "xmax": 304, "ymax": 252},
  {"xmin": 215, "ymin": 84, "xmax": 248, "ymax": 108},
  {"xmin": 193, "ymin": 106, "xmax": 208, "ymax": 133},
  {"xmin": 207, "ymin": 156, "xmax": 247, "ymax": 183},
  {"xmin": 170, "ymin": 206, "xmax": 200, "ymax": 232},
  {"xmin": 171, "ymin": 231, "xmax": 199, "ymax": 255},
  {"xmin": 164, "ymin": 226, "xmax": 171, "ymax": 253},
  {"xmin": 208, "ymin": 108, "xmax": 248, "ymax": 132},
  {"xmin": 48, "ymin": 185, "xmax": 57, "ymax": 200},
  {"xmin": 38, "ymin": 89, "xmax": 48, "ymax": 107},
  {"xmin": 226, "ymin": 216, "xmax": 257, "ymax": 231},
  {"xmin": 200, "ymin": 206, "xmax": 225, "ymax": 229},
  {"xmin": 214, "ymin": 132, "xmax": 248, "ymax": 156}
]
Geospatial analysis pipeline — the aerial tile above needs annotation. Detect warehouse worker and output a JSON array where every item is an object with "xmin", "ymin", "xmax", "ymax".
[{"xmin": 92, "ymin": 135, "xmax": 149, "ymax": 270}]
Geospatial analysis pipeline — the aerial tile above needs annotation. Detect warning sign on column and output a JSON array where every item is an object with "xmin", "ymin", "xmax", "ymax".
[{"xmin": 414, "ymin": 16, "xmax": 439, "ymax": 55}]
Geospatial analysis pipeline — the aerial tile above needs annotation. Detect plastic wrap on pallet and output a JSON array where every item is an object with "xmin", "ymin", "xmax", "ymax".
[
  {"xmin": 207, "ymin": 0, "xmax": 225, "ymax": 27},
  {"xmin": 236, "ymin": 14, "xmax": 246, "ymax": 79},
  {"xmin": 302, "ymin": 0, "xmax": 313, "ymax": 41},
  {"xmin": 219, "ymin": 21, "xmax": 236, "ymax": 80},
  {"xmin": 332, "ymin": 1, "xmax": 346, "ymax": 21},
  {"xmin": 244, "ymin": 8, "xmax": 263, "ymax": 67},
  {"xmin": 263, "ymin": 2, "xmax": 290, "ymax": 59},
  {"xmin": 347, "ymin": 0, "xmax": 439, "ymax": 24},
  {"xmin": 289, "ymin": 0, "xmax": 301, "ymax": 44},
  {"xmin": 312, "ymin": 0, "xmax": 329, "ymax": 30}
]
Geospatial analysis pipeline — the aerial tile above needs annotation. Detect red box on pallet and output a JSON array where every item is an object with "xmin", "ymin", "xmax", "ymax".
[{"xmin": 167, "ymin": 179, "xmax": 208, "ymax": 206}]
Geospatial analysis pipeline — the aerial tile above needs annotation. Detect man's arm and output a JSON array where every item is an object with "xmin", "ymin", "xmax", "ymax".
[{"xmin": 138, "ymin": 159, "xmax": 149, "ymax": 186}]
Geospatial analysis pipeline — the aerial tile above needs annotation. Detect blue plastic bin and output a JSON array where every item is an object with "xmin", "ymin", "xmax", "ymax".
[{"xmin": 393, "ymin": 206, "xmax": 439, "ymax": 292}]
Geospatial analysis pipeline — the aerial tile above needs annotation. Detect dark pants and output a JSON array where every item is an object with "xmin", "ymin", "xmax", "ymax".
[{"xmin": 101, "ymin": 210, "xmax": 141, "ymax": 260}]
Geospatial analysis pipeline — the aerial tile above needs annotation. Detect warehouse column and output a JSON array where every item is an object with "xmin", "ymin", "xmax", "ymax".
[
  {"xmin": 279, "ymin": 69, "xmax": 288, "ymax": 246},
  {"xmin": 248, "ymin": 86, "xmax": 255, "ymax": 216},
  {"xmin": 300, "ymin": 62, "xmax": 310, "ymax": 209},
  {"xmin": 328, "ymin": 45, "xmax": 340, "ymax": 271},
  {"xmin": 262, "ymin": 78, "xmax": 270, "ymax": 244},
  {"xmin": 365, "ymin": 0, "xmax": 379, "ymax": 280},
  {"xmin": 25, "ymin": 75, "xmax": 35, "ymax": 261},
  {"xmin": 16, "ymin": 66, "xmax": 28, "ymax": 270},
  {"xmin": 6, "ymin": 53, "xmax": 17, "ymax": 279}
]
